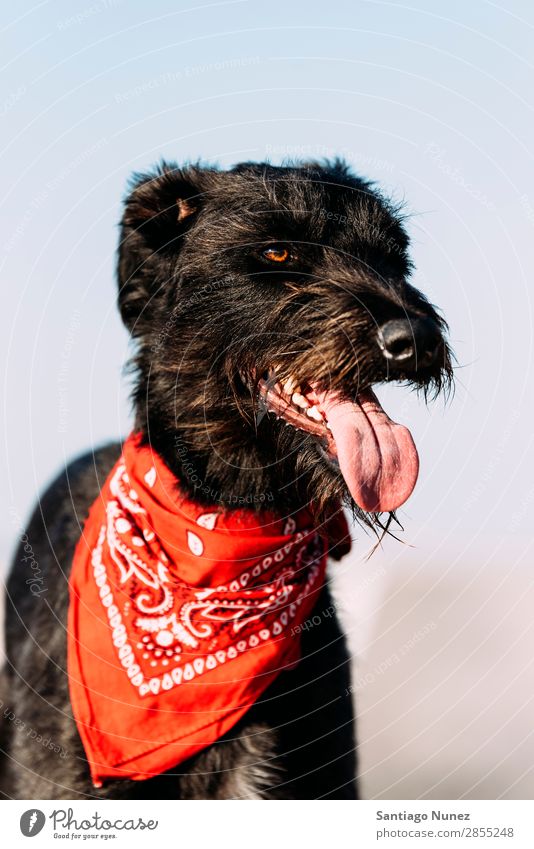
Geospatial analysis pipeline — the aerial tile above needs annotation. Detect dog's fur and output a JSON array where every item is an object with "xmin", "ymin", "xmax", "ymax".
[{"xmin": 0, "ymin": 159, "xmax": 452, "ymax": 799}]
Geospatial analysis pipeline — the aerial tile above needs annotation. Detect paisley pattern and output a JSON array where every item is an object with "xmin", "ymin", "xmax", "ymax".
[
  {"xmin": 67, "ymin": 434, "xmax": 349, "ymax": 784},
  {"xmin": 92, "ymin": 459, "xmax": 325, "ymax": 697}
]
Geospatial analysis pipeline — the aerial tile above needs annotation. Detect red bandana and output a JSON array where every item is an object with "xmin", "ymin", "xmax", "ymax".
[{"xmin": 68, "ymin": 434, "xmax": 351, "ymax": 786}]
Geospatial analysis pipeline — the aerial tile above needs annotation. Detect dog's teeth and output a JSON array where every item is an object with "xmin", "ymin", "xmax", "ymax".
[
  {"xmin": 291, "ymin": 392, "xmax": 309, "ymax": 409},
  {"xmin": 306, "ymin": 405, "xmax": 323, "ymax": 422},
  {"xmin": 326, "ymin": 421, "xmax": 332, "ymax": 431},
  {"xmin": 282, "ymin": 377, "xmax": 299, "ymax": 395}
]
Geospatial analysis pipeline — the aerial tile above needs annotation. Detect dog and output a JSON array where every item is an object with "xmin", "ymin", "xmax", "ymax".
[{"xmin": 0, "ymin": 159, "xmax": 452, "ymax": 799}]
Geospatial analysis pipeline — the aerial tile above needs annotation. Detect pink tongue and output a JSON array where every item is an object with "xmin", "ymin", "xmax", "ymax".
[{"xmin": 312, "ymin": 387, "xmax": 419, "ymax": 513}]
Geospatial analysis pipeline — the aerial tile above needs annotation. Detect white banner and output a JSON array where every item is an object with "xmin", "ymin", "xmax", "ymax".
[{"xmin": 2, "ymin": 800, "xmax": 534, "ymax": 847}]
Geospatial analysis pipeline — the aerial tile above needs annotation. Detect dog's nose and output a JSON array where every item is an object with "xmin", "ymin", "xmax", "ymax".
[{"xmin": 377, "ymin": 318, "xmax": 441, "ymax": 369}]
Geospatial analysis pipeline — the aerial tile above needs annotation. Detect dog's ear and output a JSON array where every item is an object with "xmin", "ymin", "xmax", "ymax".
[{"xmin": 117, "ymin": 162, "xmax": 205, "ymax": 334}]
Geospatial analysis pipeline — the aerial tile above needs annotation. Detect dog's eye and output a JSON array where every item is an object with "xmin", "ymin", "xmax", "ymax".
[{"xmin": 262, "ymin": 245, "xmax": 290, "ymax": 263}]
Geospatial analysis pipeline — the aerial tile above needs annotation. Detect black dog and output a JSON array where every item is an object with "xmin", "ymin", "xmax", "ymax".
[{"xmin": 1, "ymin": 159, "xmax": 452, "ymax": 799}]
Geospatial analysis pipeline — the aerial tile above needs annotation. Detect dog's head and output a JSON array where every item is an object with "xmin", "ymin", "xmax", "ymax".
[{"xmin": 118, "ymin": 159, "xmax": 452, "ymax": 521}]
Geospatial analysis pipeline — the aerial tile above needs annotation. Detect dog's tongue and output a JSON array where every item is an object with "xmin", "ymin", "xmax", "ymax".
[{"xmin": 312, "ymin": 387, "xmax": 419, "ymax": 513}]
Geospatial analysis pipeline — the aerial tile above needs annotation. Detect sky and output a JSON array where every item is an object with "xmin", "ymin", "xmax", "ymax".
[
  {"xmin": 1, "ymin": 0, "xmax": 534, "ymax": 802},
  {"xmin": 1, "ymin": 0, "xmax": 533, "ymax": 572}
]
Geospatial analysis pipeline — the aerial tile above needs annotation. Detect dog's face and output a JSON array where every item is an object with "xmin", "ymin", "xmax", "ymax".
[{"xmin": 118, "ymin": 160, "xmax": 452, "ymax": 519}]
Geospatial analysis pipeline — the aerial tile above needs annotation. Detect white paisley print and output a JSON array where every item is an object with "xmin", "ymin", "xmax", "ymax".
[{"xmin": 91, "ymin": 461, "xmax": 325, "ymax": 698}]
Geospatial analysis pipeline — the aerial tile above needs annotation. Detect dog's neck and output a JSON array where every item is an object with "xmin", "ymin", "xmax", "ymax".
[
  {"xmin": 136, "ymin": 424, "xmax": 295, "ymax": 512},
  {"xmin": 134, "ymin": 415, "xmax": 343, "ymax": 519}
]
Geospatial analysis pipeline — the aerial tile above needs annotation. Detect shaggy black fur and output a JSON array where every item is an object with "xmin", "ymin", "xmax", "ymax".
[{"xmin": 1, "ymin": 159, "xmax": 452, "ymax": 799}]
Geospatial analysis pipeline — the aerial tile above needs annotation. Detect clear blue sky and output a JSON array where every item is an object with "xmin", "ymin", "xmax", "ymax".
[{"xmin": 1, "ymin": 0, "xmax": 533, "ymax": 570}]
